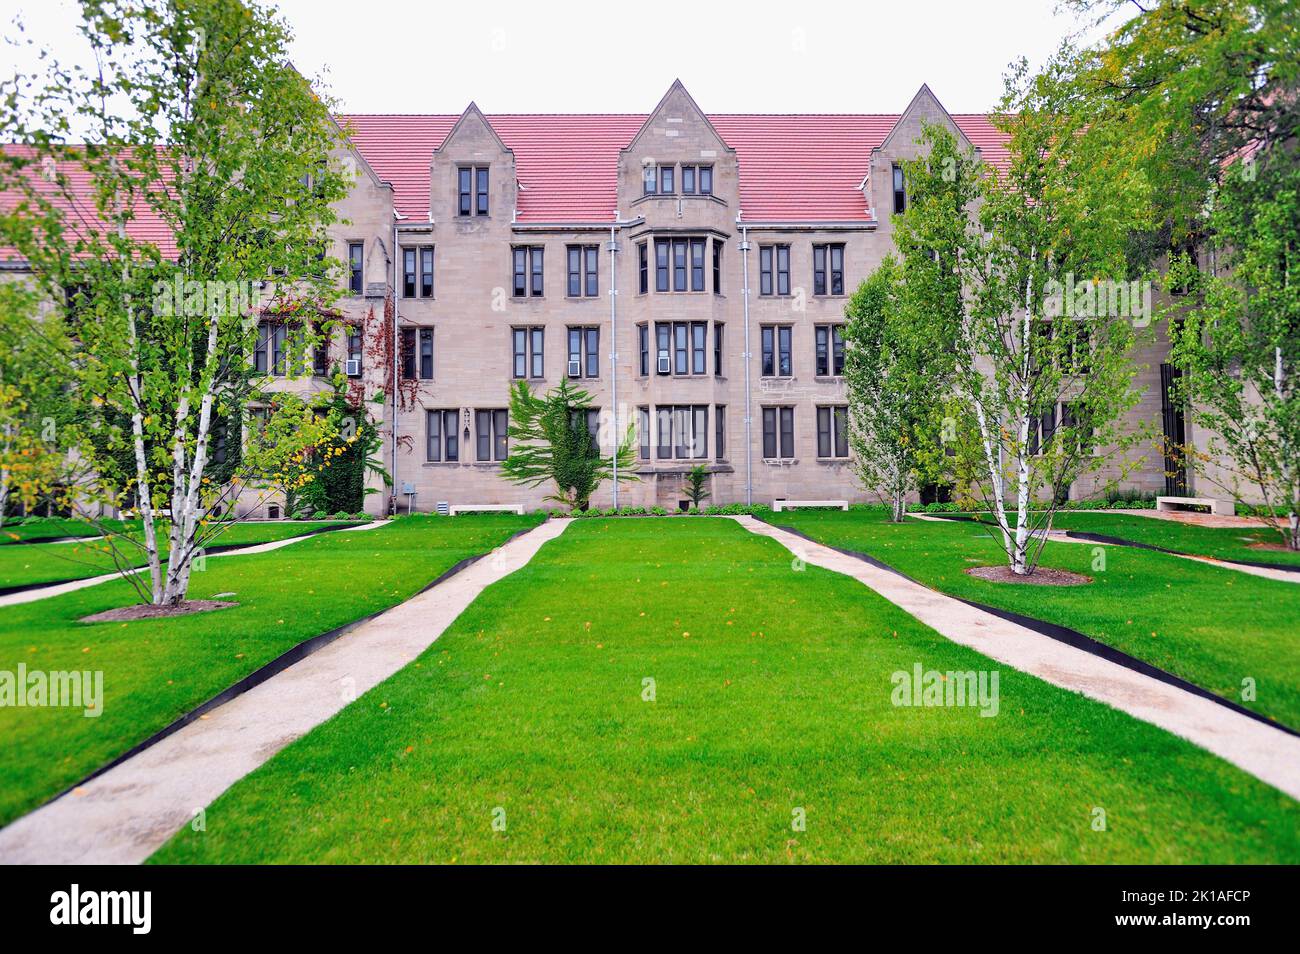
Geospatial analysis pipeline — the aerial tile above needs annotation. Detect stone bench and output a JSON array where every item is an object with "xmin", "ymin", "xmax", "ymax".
[
  {"xmin": 772, "ymin": 499, "xmax": 849, "ymax": 513},
  {"xmin": 1156, "ymin": 495, "xmax": 1234, "ymax": 516},
  {"xmin": 448, "ymin": 503, "xmax": 525, "ymax": 516}
]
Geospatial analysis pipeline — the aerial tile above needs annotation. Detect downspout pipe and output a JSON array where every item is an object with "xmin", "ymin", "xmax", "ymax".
[
  {"xmin": 390, "ymin": 220, "xmax": 400, "ymax": 514},
  {"xmin": 608, "ymin": 219, "xmax": 619, "ymax": 509},
  {"xmin": 605, "ymin": 214, "xmax": 644, "ymax": 509},
  {"xmin": 739, "ymin": 222, "xmax": 753, "ymax": 507}
]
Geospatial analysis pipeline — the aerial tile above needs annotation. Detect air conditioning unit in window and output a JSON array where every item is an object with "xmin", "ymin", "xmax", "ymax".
[
  {"xmin": 344, "ymin": 359, "xmax": 361, "ymax": 378},
  {"xmin": 657, "ymin": 355, "xmax": 671, "ymax": 374},
  {"xmin": 567, "ymin": 358, "xmax": 582, "ymax": 377}
]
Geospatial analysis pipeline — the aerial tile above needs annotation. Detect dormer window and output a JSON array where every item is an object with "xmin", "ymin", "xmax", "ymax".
[
  {"xmin": 458, "ymin": 166, "xmax": 489, "ymax": 216},
  {"xmin": 892, "ymin": 164, "xmax": 906, "ymax": 215},
  {"xmin": 681, "ymin": 165, "xmax": 713, "ymax": 196}
]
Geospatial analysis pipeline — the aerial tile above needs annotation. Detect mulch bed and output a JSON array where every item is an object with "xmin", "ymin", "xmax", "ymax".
[
  {"xmin": 965, "ymin": 565, "xmax": 1091, "ymax": 586},
  {"xmin": 1249, "ymin": 541, "xmax": 1299, "ymax": 554},
  {"xmin": 80, "ymin": 600, "xmax": 238, "ymax": 623}
]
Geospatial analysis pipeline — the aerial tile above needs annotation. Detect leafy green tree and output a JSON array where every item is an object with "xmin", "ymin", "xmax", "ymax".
[
  {"xmin": 0, "ymin": 283, "xmax": 83, "ymax": 530},
  {"xmin": 901, "ymin": 63, "xmax": 1152, "ymax": 575},
  {"xmin": 0, "ymin": 0, "xmax": 353, "ymax": 605},
  {"xmin": 843, "ymin": 255, "xmax": 951, "ymax": 522},
  {"xmin": 501, "ymin": 377, "xmax": 637, "ymax": 512},
  {"xmin": 683, "ymin": 464, "xmax": 711, "ymax": 510},
  {"xmin": 1167, "ymin": 145, "xmax": 1300, "ymax": 548}
]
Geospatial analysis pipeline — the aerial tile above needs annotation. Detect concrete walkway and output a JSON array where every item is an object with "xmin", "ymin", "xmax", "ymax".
[
  {"xmin": 0, "ymin": 520, "xmax": 389, "ymax": 609},
  {"xmin": 907, "ymin": 512, "xmax": 1299, "ymax": 584},
  {"xmin": 0, "ymin": 518, "xmax": 570, "ymax": 864},
  {"xmin": 737, "ymin": 516, "xmax": 1300, "ymax": 802}
]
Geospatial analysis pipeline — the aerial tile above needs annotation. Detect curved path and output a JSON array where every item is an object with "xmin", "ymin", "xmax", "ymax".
[
  {"xmin": 0, "ymin": 520, "xmax": 388, "ymax": 609},
  {"xmin": 907, "ymin": 512, "xmax": 1299, "ymax": 584},
  {"xmin": 0, "ymin": 518, "xmax": 570, "ymax": 864},
  {"xmin": 738, "ymin": 516, "xmax": 1300, "ymax": 802}
]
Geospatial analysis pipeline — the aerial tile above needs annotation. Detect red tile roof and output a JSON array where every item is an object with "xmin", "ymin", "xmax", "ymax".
[{"xmin": 342, "ymin": 112, "xmax": 1009, "ymax": 224}]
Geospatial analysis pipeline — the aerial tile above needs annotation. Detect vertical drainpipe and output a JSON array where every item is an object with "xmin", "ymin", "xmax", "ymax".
[
  {"xmin": 608, "ymin": 219, "xmax": 620, "ymax": 509},
  {"xmin": 391, "ymin": 220, "xmax": 399, "ymax": 513},
  {"xmin": 739, "ymin": 222, "xmax": 753, "ymax": 506}
]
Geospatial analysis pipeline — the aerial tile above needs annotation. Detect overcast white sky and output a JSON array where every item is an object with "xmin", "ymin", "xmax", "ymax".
[{"xmin": 2, "ymin": 0, "xmax": 1131, "ymax": 115}]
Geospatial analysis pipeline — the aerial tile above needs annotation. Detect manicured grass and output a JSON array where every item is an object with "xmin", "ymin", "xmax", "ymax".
[
  {"xmin": 0, "ymin": 520, "xmax": 364, "ymax": 590},
  {"xmin": 772, "ymin": 510, "xmax": 1300, "ymax": 729},
  {"xmin": 1051, "ymin": 511, "xmax": 1300, "ymax": 567},
  {"xmin": 0, "ymin": 517, "xmax": 123, "ymax": 544},
  {"xmin": 151, "ymin": 518, "xmax": 1297, "ymax": 864},
  {"xmin": 0, "ymin": 513, "xmax": 542, "ymax": 827}
]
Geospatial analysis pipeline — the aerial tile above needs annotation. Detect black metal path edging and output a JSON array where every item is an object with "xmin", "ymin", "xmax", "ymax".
[
  {"xmin": 916, "ymin": 511, "xmax": 1300, "ymax": 575},
  {"xmin": 0, "ymin": 520, "xmax": 369, "ymax": 599},
  {"xmin": 773, "ymin": 522, "xmax": 1300, "ymax": 739},
  {"xmin": 19, "ymin": 521, "xmax": 542, "ymax": 819}
]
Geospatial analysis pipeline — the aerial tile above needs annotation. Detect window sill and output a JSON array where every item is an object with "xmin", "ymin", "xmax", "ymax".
[
  {"xmin": 812, "ymin": 376, "xmax": 845, "ymax": 384},
  {"xmin": 761, "ymin": 457, "xmax": 799, "ymax": 465},
  {"xmin": 815, "ymin": 457, "xmax": 852, "ymax": 464},
  {"xmin": 422, "ymin": 461, "xmax": 462, "ymax": 467}
]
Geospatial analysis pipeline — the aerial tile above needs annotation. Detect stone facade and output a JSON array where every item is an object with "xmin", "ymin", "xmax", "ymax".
[{"xmin": 254, "ymin": 82, "xmax": 1194, "ymax": 515}]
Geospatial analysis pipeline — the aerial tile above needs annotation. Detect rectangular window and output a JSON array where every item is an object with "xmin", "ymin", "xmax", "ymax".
[
  {"xmin": 348, "ymin": 242, "xmax": 363, "ymax": 294},
  {"xmin": 512, "ymin": 328, "xmax": 527, "ymax": 379},
  {"xmin": 759, "ymin": 244, "xmax": 790, "ymax": 296},
  {"xmin": 690, "ymin": 238, "xmax": 705, "ymax": 292},
  {"xmin": 892, "ymin": 164, "xmax": 906, "ymax": 215},
  {"xmin": 426, "ymin": 409, "xmax": 459, "ymax": 462},
  {"xmin": 346, "ymin": 327, "xmax": 362, "ymax": 374},
  {"xmin": 712, "ymin": 239, "xmax": 723, "ymax": 294},
  {"xmin": 475, "ymin": 167, "xmax": 489, "ymax": 216},
  {"xmin": 271, "ymin": 323, "xmax": 287, "ymax": 376},
  {"xmin": 681, "ymin": 165, "xmax": 695, "ymax": 194},
  {"xmin": 638, "ymin": 243, "xmax": 648, "ymax": 294},
  {"xmin": 476, "ymin": 409, "xmax": 508, "ymax": 461},
  {"xmin": 638, "ymin": 324, "xmax": 649, "ymax": 376},
  {"xmin": 762, "ymin": 325, "xmax": 792, "ymax": 377},
  {"xmin": 643, "ymin": 164, "xmax": 657, "ymax": 196},
  {"xmin": 659, "ymin": 164, "xmax": 675, "ymax": 194},
  {"xmin": 419, "ymin": 328, "xmax": 434, "ymax": 380},
  {"xmin": 312, "ymin": 324, "xmax": 329, "ymax": 376},
  {"xmin": 458, "ymin": 168, "xmax": 472, "ymax": 217},
  {"xmin": 655, "ymin": 240, "xmax": 669, "ymax": 292},
  {"xmin": 673, "ymin": 239, "xmax": 687, "ymax": 291},
  {"xmin": 639, "ymin": 406, "xmax": 650, "ymax": 460},
  {"xmin": 460, "ymin": 166, "xmax": 488, "ymax": 216},
  {"xmin": 420, "ymin": 246, "xmax": 434, "ymax": 298},
  {"xmin": 401, "ymin": 328, "xmax": 433, "ymax": 380},
  {"xmin": 673, "ymin": 322, "xmax": 688, "ymax": 375},
  {"xmin": 813, "ymin": 243, "xmax": 845, "ymax": 296},
  {"xmin": 654, "ymin": 405, "xmax": 708, "ymax": 460},
  {"xmin": 566, "ymin": 245, "xmax": 599, "ymax": 297},
  {"xmin": 715, "ymin": 404, "xmax": 726, "ymax": 459},
  {"xmin": 566, "ymin": 326, "xmax": 599, "ymax": 378},
  {"xmin": 254, "ymin": 321, "xmax": 269, "ymax": 374},
  {"xmin": 815, "ymin": 325, "xmax": 845, "ymax": 376},
  {"xmin": 817, "ymin": 406, "xmax": 849, "ymax": 458},
  {"xmin": 691, "ymin": 322, "xmax": 707, "ymax": 374},
  {"xmin": 512, "ymin": 246, "xmax": 544, "ymax": 297},
  {"xmin": 655, "ymin": 323, "xmax": 671, "ymax": 375},
  {"xmin": 402, "ymin": 328, "xmax": 416, "ymax": 380},
  {"xmin": 763, "ymin": 407, "xmax": 795, "ymax": 458},
  {"xmin": 403, "ymin": 248, "xmax": 417, "ymax": 298},
  {"xmin": 713, "ymin": 323, "xmax": 724, "ymax": 376},
  {"xmin": 699, "ymin": 165, "xmax": 713, "ymax": 195},
  {"xmin": 530, "ymin": 328, "xmax": 544, "ymax": 378}
]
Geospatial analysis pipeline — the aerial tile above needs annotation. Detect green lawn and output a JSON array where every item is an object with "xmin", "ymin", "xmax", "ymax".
[
  {"xmin": 771, "ymin": 509, "xmax": 1300, "ymax": 729},
  {"xmin": 0, "ymin": 520, "xmax": 365, "ymax": 591},
  {"xmin": 1, "ymin": 517, "xmax": 122, "ymax": 544},
  {"xmin": 0, "ymin": 513, "xmax": 542, "ymax": 827},
  {"xmin": 151, "ymin": 518, "xmax": 1297, "ymax": 864},
  {"xmin": 1051, "ymin": 511, "xmax": 1300, "ymax": 567}
]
